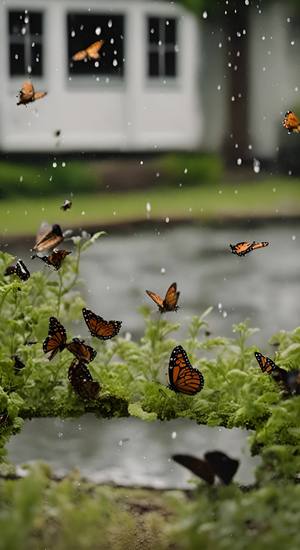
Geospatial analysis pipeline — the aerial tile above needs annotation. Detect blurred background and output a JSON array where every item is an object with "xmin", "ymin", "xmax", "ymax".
[{"xmin": 1, "ymin": 0, "xmax": 300, "ymax": 344}]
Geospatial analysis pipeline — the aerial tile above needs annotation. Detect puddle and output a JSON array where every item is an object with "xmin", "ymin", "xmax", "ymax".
[{"xmin": 7, "ymin": 416, "xmax": 260, "ymax": 488}]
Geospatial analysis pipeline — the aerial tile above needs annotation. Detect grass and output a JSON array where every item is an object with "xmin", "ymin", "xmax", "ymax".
[{"xmin": 1, "ymin": 177, "xmax": 300, "ymax": 238}]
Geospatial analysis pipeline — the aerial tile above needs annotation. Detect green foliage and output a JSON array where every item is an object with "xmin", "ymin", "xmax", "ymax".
[
  {"xmin": 160, "ymin": 153, "xmax": 223, "ymax": 186},
  {"xmin": 0, "ymin": 162, "xmax": 99, "ymax": 199}
]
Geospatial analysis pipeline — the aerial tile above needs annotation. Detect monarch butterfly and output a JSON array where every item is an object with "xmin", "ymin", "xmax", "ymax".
[
  {"xmin": 254, "ymin": 351, "xmax": 278, "ymax": 374},
  {"xmin": 60, "ymin": 199, "xmax": 72, "ymax": 211},
  {"xmin": 172, "ymin": 450, "xmax": 239, "ymax": 485},
  {"xmin": 33, "ymin": 223, "xmax": 64, "ymax": 253},
  {"xmin": 146, "ymin": 282, "xmax": 180, "ymax": 313},
  {"xmin": 66, "ymin": 338, "xmax": 97, "ymax": 363},
  {"xmin": 72, "ymin": 40, "xmax": 105, "ymax": 61},
  {"xmin": 4, "ymin": 259, "xmax": 30, "ymax": 281},
  {"xmin": 282, "ymin": 110, "xmax": 300, "ymax": 134},
  {"xmin": 12, "ymin": 355, "xmax": 25, "ymax": 374},
  {"xmin": 43, "ymin": 317, "xmax": 67, "ymax": 360},
  {"xmin": 39, "ymin": 249, "xmax": 71, "ymax": 270},
  {"xmin": 82, "ymin": 308, "xmax": 122, "ymax": 340},
  {"xmin": 230, "ymin": 241, "xmax": 269, "ymax": 257},
  {"xmin": 68, "ymin": 359, "xmax": 100, "ymax": 399},
  {"xmin": 168, "ymin": 345, "xmax": 204, "ymax": 395},
  {"xmin": 17, "ymin": 81, "xmax": 47, "ymax": 106}
]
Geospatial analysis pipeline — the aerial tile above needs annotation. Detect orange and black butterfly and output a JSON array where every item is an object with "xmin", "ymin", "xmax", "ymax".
[
  {"xmin": 39, "ymin": 249, "xmax": 71, "ymax": 270},
  {"xmin": 33, "ymin": 223, "xmax": 64, "ymax": 253},
  {"xmin": 172, "ymin": 450, "xmax": 239, "ymax": 485},
  {"xmin": 17, "ymin": 81, "xmax": 47, "ymax": 106},
  {"xmin": 68, "ymin": 359, "xmax": 100, "ymax": 399},
  {"xmin": 72, "ymin": 40, "xmax": 105, "ymax": 61},
  {"xmin": 168, "ymin": 345, "xmax": 204, "ymax": 396},
  {"xmin": 254, "ymin": 351, "xmax": 278, "ymax": 374},
  {"xmin": 60, "ymin": 199, "xmax": 72, "ymax": 211},
  {"xmin": 282, "ymin": 110, "xmax": 300, "ymax": 134},
  {"xmin": 82, "ymin": 308, "xmax": 122, "ymax": 340},
  {"xmin": 4, "ymin": 259, "xmax": 30, "ymax": 281},
  {"xmin": 12, "ymin": 355, "xmax": 26, "ymax": 374},
  {"xmin": 230, "ymin": 241, "xmax": 269, "ymax": 257},
  {"xmin": 66, "ymin": 338, "xmax": 97, "ymax": 364},
  {"xmin": 43, "ymin": 317, "xmax": 67, "ymax": 360},
  {"xmin": 146, "ymin": 282, "xmax": 180, "ymax": 313}
]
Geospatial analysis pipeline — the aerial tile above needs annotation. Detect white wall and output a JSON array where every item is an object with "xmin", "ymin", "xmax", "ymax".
[{"xmin": 0, "ymin": 0, "xmax": 201, "ymax": 153}]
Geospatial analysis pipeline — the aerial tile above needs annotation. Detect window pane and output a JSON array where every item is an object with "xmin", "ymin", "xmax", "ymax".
[
  {"xmin": 9, "ymin": 43, "xmax": 25, "ymax": 75},
  {"xmin": 68, "ymin": 13, "xmax": 124, "ymax": 76},
  {"xmin": 9, "ymin": 11, "xmax": 28, "ymax": 36},
  {"xmin": 148, "ymin": 17, "xmax": 159, "ymax": 44},
  {"xmin": 29, "ymin": 13, "xmax": 42, "ymax": 35},
  {"xmin": 148, "ymin": 52, "xmax": 159, "ymax": 77},
  {"xmin": 165, "ymin": 51, "xmax": 176, "ymax": 77},
  {"xmin": 165, "ymin": 19, "xmax": 176, "ymax": 44},
  {"xmin": 31, "ymin": 43, "xmax": 43, "ymax": 76}
]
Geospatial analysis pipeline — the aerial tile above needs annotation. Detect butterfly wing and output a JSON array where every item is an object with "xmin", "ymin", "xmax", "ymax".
[
  {"xmin": 12, "ymin": 355, "xmax": 26, "ymax": 374},
  {"xmin": 41, "ymin": 249, "xmax": 71, "ymax": 270},
  {"xmin": 283, "ymin": 111, "xmax": 300, "ymax": 134},
  {"xmin": 163, "ymin": 282, "xmax": 180, "ymax": 311},
  {"xmin": 15, "ymin": 260, "xmax": 30, "ymax": 281},
  {"xmin": 204, "ymin": 451, "xmax": 239, "ymax": 485},
  {"xmin": 66, "ymin": 338, "xmax": 97, "ymax": 363},
  {"xmin": 4, "ymin": 265, "xmax": 17, "ymax": 276},
  {"xmin": 43, "ymin": 316, "xmax": 67, "ymax": 360},
  {"xmin": 254, "ymin": 352, "xmax": 278, "ymax": 374},
  {"xmin": 68, "ymin": 359, "xmax": 100, "ymax": 399},
  {"xmin": 146, "ymin": 290, "xmax": 165, "ymax": 312},
  {"xmin": 82, "ymin": 308, "xmax": 122, "ymax": 340},
  {"xmin": 86, "ymin": 40, "xmax": 104, "ymax": 59},
  {"xmin": 280, "ymin": 369, "xmax": 300, "ymax": 395},
  {"xmin": 34, "ymin": 223, "xmax": 64, "ymax": 252},
  {"xmin": 230, "ymin": 241, "xmax": 254, "ymax": 256},
  {"xmin": 60, "ymin": 200, "xmax": 72, "ymax": 211},
  {"xmin": 33, "ymin": 91, "xmax": 47, "ymax": 102},
  {"xmin": 168, "ymin": 345, "xmax": 204, "ymax": 395},
  {"xmin": 172, "ymin": 454, "xmax": 215, "ymax": 485},
  {"xmin": 72, "ymin": 48, "xmax": 88, "ymax": 61},
  {"xmin": 250, "ymin": 241, "xmax": 269, "ymax": 251},
  {"xmin": 17, "ymin": 81, "xmax": 34, "ymax": 105}
]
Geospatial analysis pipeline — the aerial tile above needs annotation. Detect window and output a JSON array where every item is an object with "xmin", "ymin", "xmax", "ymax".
[
  {"xmin": 147, "ymin": 17, "xmax": 178, "ymax": 78},
  {"xmin": 67, "ymin": 14, "xmax": 124, "ymax": 77},
  {"xmin": 8, "ymin": 10, "xmax": 43, "ymax": 77}
]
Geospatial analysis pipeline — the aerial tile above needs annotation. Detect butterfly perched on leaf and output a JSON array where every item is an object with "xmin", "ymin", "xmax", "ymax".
[
  {"xmin": 43, "ymin": 317, "xmax": 67, "ymax": 360},
  {"xmin": 72, "ymin": 40, "xmax": 105, "ymax": 61},
  {"xmin": 12, "ymin": 355, "xmax": 26, "ymax": 374},
  {"xmin": 282, "ymin": 110, "xmax": 300, "ymax": 134},
  {"xmin": 230, "ymin": 241, "xmax": 269, "ymax": 257},
  {"xmin": 254, "ymin": 351, "xmax": 288, "ymax": 387},
  {"xmin": 66, "ymin": 338, "xmax": 97, "ymax": 364},
  {"xmin": 38, "ymin": 249, "xmax": 72, "ymax": 270},
  {"xmin": 68, "ymin": 359, "xmax": 100, "ymax": 400},
  {"xmin": 146, "ymin": 282, "xmax": 180, "ymax": 313},
  {"xmin": 82, "ymin": 308, "xmax": 122, "ymax": 340},
  {"xmin": 4, "ymin": 259, "xmax": 30, "ymax": 281},
  {"xmin": 17, "ymin": 81, "xmax": 47, "ymax": 106},
  {"xmin": 172, "ymin": 450, "xmax": 239, "ymax": 485},
  {"xmin": 33, "ymin": 223, "xmax": 64, "ymax": 254},
  {"xmin": 60, "ymin": 199, "xmax": 72, "ymax": 211},
  {"xmin": 168, "ymin": 345, "xmax": 204, "ymax": 396}
]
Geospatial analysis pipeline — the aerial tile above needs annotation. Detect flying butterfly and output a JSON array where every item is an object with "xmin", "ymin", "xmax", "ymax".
[
  {"xmin": 66, "ymin": 338, "xmax": 97, "ymax": 364},
  {"xmin": 12, "ymin": 355, "xmax": 26, "ymax": 374},
  {"xmin": 282, "ymin": 110, "xmax": 300, "ymax": 134},
  {"xmin": 68, "ymin": 359, "xmax": 100, "ymax": 400},
  {"xmin": 230, "ymin": 241, "xmax": 269, "ymax": 257},
  {"xmin": 146, "ymin": 282, "xmax": 180, "ymax": 313},
  {"xmin": 82, "ymin": 308, "xmax": 122, "ymax": 340},
  {"xmin": 33, "ymin": 223, "xmax": 64, "ymax": 253},
  {"xmin": 4, "ymin": 259, "xmax": 30, "ymax": 281},
  {"xmin": 168, "ymin": 345, "xmax": 204, "ymax": 396},
  {"xmin": 17, "ymin": 81, "xmax": 47, "ymax": 106},
  {"xmin": 60, "ymin": 199, "xmax": 72, "ymax": 211},
  {"xmin": 72, "ymin": 40, "xmax": 105, "ymax": 61},
  {"xmin": 38, "ymin": 249, "xmax": 71, "ymax": 270},
  {"xmin": 43, "ymin": 317, "xmax": 67, "ymax": 360},
  {"xmin": 172, "ymin": 450, "xmax": 239, "ymax": 485}
]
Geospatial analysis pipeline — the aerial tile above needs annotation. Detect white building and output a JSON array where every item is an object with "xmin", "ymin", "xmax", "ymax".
[{"xmin": 0, "ymin": 0, "xmax": 201, "ymax": 153}]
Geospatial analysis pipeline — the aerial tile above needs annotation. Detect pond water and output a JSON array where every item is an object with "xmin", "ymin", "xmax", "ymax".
[
  {"xmin": 7, "ymin": 416, "xmax": 259, "ymax": 488},
  {"xmin": 11, "ymin": 221, "xmax": 300, "ymax": 345}
]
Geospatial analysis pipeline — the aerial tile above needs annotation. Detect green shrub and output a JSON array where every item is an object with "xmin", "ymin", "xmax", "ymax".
[{"xmin": 159, "ymin": 153, "xmax": 223, "ymax": 185}]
